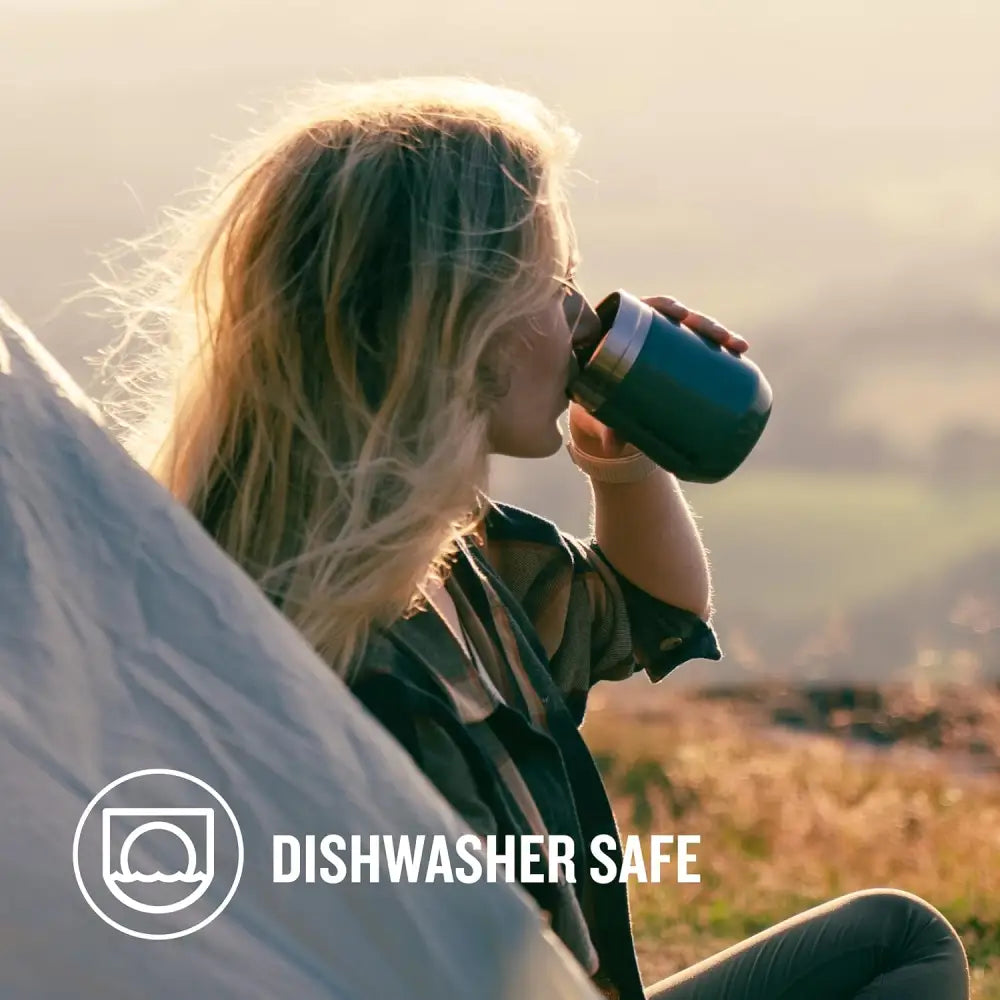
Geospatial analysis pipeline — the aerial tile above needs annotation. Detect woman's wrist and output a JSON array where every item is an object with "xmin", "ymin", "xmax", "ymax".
[{"xmin": 565, "ymin": 437, "xmax": 659, "ymax": 483}]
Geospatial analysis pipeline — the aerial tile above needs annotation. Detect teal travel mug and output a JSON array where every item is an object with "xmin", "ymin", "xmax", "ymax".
[{"xmin": 568, "ymin": 290, "xmax": 773, "ymax": 483}]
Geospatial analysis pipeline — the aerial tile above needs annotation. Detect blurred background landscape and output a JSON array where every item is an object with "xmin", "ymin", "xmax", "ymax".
[
  {"xmin": 4, "ymin": 0, "xmax": 998, "ymax": 690},
  {"xmin": 4, "ymin": 0, "xmax": 999, "ymax": 991}
]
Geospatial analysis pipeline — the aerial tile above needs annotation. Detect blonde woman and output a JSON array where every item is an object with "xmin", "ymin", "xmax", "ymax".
[{"xmin": 103, "ymin": 77, "xmax": 969, "ymax": 999}]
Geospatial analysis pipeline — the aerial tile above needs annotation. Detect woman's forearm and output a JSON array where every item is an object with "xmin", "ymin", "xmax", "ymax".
[{"xmin": 589, "ymin": 469, "xmax": 712, "ymax": 620}]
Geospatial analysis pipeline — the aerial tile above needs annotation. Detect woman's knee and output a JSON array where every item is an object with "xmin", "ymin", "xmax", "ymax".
[{"xmin": 840, "ymin": 888, "xmax": 968, "ymax": 968}]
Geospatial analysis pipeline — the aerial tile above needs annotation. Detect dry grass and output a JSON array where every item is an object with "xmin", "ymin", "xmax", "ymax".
[{"xmin": 582, "ymin": 690, "xmax": 1000, "ymax": 997}]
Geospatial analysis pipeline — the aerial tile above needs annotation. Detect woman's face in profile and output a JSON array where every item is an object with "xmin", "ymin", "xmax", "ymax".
[{"xmin": 486, "ymin": 278, "xmax": 601, "ymax": 459}]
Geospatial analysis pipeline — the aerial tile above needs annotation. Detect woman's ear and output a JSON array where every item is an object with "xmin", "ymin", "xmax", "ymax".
[{"xmin": 476, "ymin": 337, "xmax": 512, "ymax": 405}]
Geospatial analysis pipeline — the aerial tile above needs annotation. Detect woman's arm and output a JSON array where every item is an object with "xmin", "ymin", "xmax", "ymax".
[
  {"xmin": 589, "ymin": 469, "xmax": 712, "ymax": 619},
  {"xmin": 567, "ymin": 294, "xmax": 749, "ymax": 622}
]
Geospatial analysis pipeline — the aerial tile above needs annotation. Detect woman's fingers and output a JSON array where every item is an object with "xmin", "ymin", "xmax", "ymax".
[
  {"xmin": 641, "ymin": 295, "xmax": 750, "ymax": 355},
  {"xmin": 695, "ymin": 317, "xmax": 749, "ymax": 354},
  {"xmin": 641, "ymin": 295, "xmax": 690, "ymax": 324}
]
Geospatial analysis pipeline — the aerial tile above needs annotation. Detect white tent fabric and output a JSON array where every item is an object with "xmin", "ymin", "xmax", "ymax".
[{"xmin": 0, "ymin": 300, "xmax": 600, "ymax": 1000}]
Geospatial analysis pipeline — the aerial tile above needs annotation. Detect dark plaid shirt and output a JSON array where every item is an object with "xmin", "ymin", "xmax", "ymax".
[{"xmin": 351, "ymin": 497, "xmax": 721, "ymax": 999}]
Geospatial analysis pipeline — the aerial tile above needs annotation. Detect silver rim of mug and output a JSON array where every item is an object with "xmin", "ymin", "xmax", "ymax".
[{"xmin": 570, "ymin": 291, "xmax": 653, "ymax": 412}]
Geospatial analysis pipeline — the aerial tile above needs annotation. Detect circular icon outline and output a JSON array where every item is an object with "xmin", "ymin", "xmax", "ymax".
[{"xmin": 72, "ymin": 768, "xmax": 244, "ymax": 940}]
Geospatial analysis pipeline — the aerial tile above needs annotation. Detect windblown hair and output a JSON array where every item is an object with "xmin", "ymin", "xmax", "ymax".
[{"xmin": 94, "ymin": 77, "xmax": 580, "ymax": 679}]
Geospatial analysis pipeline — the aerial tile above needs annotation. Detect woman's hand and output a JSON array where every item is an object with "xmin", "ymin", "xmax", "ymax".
[{"xmin": 567, "ymin": 296, "xmax": 750, "ymax": 459}]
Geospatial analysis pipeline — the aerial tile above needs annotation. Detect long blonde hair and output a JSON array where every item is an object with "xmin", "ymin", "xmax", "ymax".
[{"xmin": 94, "ymin": 77, "xmax": 580, "ymax": 679}]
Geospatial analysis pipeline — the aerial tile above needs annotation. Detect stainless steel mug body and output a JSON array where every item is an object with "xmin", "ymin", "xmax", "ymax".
[{"xmin": 568, "ymin": 290, "xmax": 773, "ymax": 483}]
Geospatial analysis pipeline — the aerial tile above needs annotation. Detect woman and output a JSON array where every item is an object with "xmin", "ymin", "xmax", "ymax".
[{"xmin": 104, "ymin": 77, "xmax": 969, "ymax": 999}]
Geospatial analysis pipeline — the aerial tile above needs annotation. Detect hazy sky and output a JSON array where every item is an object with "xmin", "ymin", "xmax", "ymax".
[
  {"xmin": 3, "ymin": 0, "xmax": 998, "ymax": 373},
  {"xmin": 6, "ymin": 0, "xmax": 999, "ymax": 123}
]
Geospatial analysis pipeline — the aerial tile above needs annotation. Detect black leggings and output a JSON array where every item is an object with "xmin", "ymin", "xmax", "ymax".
[{"xmin": 645, "ymin": 889, "xmax": 970, "ymax": 999}]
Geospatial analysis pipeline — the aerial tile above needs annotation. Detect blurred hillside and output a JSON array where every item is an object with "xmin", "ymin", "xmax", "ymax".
[
  {"xmin": 750, "ymin": 264, "xmax": 1000, "ymax": 477},
  {"xmin": 3, "ymin": 0, "xmax": 999, "ymax": 683}
]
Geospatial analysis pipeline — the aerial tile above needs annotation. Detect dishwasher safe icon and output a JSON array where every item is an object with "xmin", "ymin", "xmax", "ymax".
[
  {"xmin": 73, "ymin": 768, "xmax": 243, "ymax": 939},
  {"xmin": 103, "ymin": 807, "xmax": 215, "ymax": 914}
]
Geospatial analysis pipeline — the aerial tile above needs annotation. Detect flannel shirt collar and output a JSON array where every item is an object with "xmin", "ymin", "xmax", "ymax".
[{"xmin": 385, "ymin": 535, "xmax": 547, "ymax": 728}]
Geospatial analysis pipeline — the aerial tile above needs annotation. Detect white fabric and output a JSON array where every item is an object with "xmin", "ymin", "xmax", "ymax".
[{"xmin": 0, "ymin": 299, "xmax": 600, "ymax": 1000}]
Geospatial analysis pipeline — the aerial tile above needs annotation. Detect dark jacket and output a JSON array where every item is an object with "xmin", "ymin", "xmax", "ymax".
[{"xmin": 350, "ymin": 497, "xmax": 721, "ymax": 999}]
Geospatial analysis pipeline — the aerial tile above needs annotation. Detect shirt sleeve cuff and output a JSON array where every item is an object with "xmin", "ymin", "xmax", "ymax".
[{"xmin": 590, "ymin": 541, "xmax": 723, "ymax": 682}]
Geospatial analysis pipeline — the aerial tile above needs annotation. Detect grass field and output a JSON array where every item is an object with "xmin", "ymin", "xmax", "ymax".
[
  {"xmin": 680, "ymin": 470, "xmax": 1000, "ymax": 622},
  {"xmin": 582, "ymin": 693, "xmax": 1000, "ymax": 997}
]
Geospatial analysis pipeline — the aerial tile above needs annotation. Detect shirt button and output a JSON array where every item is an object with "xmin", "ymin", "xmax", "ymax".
[{"xmin": 659, "ymin": 636, "xmax": 682, "ymax": 651}]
